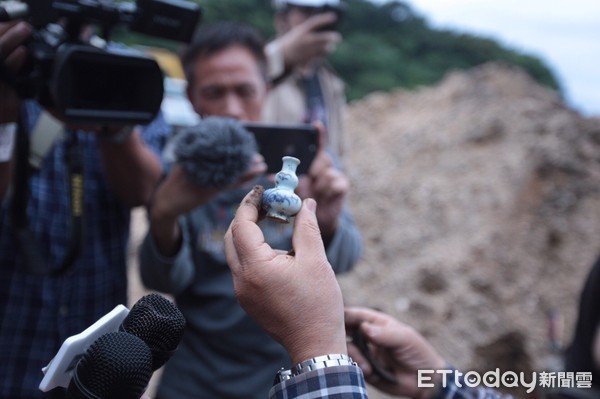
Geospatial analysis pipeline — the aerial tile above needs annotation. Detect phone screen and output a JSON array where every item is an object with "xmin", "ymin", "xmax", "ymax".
[{"xmin": 243, "ymin": 123, "xmax": 319, "ymax": 175}]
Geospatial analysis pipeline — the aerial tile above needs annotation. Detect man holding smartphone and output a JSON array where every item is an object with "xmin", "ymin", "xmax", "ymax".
[
  {"xmin": 263, "ymin": 0, "xmax": 348, "ymax": 159},
  {"xmin": 139, "ymin": 22, "xmax": 363, "ymax": 399}
]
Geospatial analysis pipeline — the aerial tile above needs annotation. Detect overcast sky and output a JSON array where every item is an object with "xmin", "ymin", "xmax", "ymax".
[{"xmin": 371, "ymin": 0, "xmax": 600, "ymax": 117}]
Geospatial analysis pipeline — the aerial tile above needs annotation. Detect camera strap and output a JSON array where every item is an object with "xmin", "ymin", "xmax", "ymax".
[{"xmin": 10, "ymin": 115, "xmax": 84, "ymax": 276}]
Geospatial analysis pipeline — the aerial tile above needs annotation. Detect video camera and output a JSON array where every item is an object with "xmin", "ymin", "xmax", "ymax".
[{"xmin": 0, "ymin": 0, "xmax": 201, "ymax": 125}]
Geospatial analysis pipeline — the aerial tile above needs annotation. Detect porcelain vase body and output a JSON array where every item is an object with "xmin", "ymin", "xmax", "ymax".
[{"xmin": 262, "ymin": 156, "xmax": 302, "ymax": 223}]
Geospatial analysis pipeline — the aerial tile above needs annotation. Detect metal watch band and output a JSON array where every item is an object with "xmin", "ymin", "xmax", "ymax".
[{"xmin": 275, "ymin": 354, "xmax": 355, "ymax": 384}]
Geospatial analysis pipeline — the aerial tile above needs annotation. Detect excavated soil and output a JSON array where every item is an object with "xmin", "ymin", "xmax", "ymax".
[{"xmin": 128, "ymin": 62, "xmax": 600, "ymax": 398}]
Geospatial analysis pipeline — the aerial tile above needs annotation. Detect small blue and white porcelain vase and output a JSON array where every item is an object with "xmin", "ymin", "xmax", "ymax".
[{"xmin": 262, "ymin": 156, "xmax": 302, "ymax": 223}]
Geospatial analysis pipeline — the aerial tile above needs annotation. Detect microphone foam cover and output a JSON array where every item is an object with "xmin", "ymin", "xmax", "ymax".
[
  {"xmin": 121, "ymin": 293, "xmax": 186, "ymax": 370},
  {"xmin": 67, "ymin": 331, "xmax": 152, "ymax": 399},
  {"xmin": 172, "ymin": 116, "xmax": 257, "ymax": 189}
]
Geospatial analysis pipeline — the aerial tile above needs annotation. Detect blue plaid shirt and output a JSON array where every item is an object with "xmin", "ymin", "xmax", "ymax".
[
  {"xmin": 270, "ymin": 365, "xmax": 368, "ymax": 399},
  {"xmin": 0, "ymin": 101, "xmax": 170, "ymax": 398},
  {"xmin": 270, "ymin": 366, "xmax": 513, "ymax": 399}
]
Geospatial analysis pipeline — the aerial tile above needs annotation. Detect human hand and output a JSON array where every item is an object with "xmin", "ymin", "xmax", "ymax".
[
  {"xmin": 345, "ymin": 307, "xmax": 447, "ymax": 399},
  {"xmin": 0, "ymin": 20, "xmax": 32, "ymax": 123},
  {"xmin": 279, "ymin": 12, "xmax": 341, "ymax": 69},
  {"xmin": 224, "ymin": 185, "xmax": 347, "ymax": 365},
  {"xmin": 150, "ymin": 155, "xmax": 266, "ymax": 256},
  {"xmin": 296, "ymin": 123, "xmax": 349, "ymax": 238}
]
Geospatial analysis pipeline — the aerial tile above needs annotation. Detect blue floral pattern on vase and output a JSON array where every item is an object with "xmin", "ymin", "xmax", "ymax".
[{"xmin": 262, "ymin": 156, "xmax": 302, "ymax": 223}]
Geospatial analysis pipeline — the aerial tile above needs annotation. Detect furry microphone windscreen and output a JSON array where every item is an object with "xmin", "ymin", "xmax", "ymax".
[{"xmin": 172, "ymin": 117, "xmax": 257, "ymax": 189}]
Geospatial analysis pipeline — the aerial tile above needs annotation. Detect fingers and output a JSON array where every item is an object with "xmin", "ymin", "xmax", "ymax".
[
  {"xmin": 291, "ymin": 198, "xmax": 327, "ymax": 261},
  {"xmin": 225, "ymin": 186, "xmax": 267, "ymax": 273},
  {"xmin": 312, "ymin": 121, "xmax": 327, "ymax": 154},
  {"xmin": 312, "ymin": 167, "xmax": 349, "ymax": 198},
  {"xmin": 349, "ymin": 309, "xmax": 423, "ymax": 356},
  {"xmin": 345, "ymin": 307, "xmax": 390, "ymax": 329},
  {"xmin": 304, "ymin": 12, "xmax": 342, "ymax": 39},
  {"xmin": 0, "ymin": 21, "xmax": 31, "ymax": 72}
]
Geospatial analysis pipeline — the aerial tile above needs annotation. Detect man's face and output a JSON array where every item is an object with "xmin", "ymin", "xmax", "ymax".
[{"xmin": 187, "ymin": 45, "xmax": 268, "ymax": 122}]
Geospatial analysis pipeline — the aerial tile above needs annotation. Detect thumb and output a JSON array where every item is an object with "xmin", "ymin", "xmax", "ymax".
[
  {"xmin": 362, "ymin": 322, "xmax": 413, "ymax": 351},
  {"xmin": 292, "ymin": 198, "xmax": 326, "ymax": 260}
]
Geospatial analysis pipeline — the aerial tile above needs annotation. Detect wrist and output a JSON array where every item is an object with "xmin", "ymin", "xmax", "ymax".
[
  {"xmin": 275, "ymin": 354, "xmax": 355, "ymax": 384},
  {"xmin": 150, "ymin": 196, "xmax": 182, "ymax": 257},
  {"xmin": 286, "ymin": 329, "xmax": 347, "ymax": 366}
]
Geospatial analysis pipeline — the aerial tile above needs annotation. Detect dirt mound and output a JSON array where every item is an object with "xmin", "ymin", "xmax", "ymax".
[{"xmin": 339, "ymin": 62, "xmax": 600, "ymax": 398}]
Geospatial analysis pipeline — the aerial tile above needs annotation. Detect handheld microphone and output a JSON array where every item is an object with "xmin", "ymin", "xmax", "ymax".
[
  {"xmin": 119, "ymin": 293, "xmax": 186, "ymax": 371},
  {"xmin": 66, "ymin": 331, "xmax": 153, "ymax": 399},
  {"xmin": 39, "ymin": 293, "xmax": 185, "ymax": 392}
]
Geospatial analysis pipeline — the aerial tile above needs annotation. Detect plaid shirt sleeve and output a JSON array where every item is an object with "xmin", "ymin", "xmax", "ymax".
[{"xmin": 269, "ymin": 364, "xmax": 368, "ymax": 399}]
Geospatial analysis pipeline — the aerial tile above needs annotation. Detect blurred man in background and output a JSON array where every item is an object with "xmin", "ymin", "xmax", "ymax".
[
  {"xmin": 263, "ymin": 0, "xmax": 348, "ymax": 159},
  {"xmin": 139, "ymin": 21, "xmax": 362, "ymax": 399}
]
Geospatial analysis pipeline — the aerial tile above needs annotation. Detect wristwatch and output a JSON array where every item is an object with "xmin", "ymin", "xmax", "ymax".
[{"xmin": 274, "ymin": 354, "xmax": 355, "ymax": 384}]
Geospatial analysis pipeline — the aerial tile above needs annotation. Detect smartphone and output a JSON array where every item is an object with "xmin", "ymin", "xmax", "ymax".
[
  {"xmin": 352, "ymin": 328, "xmax": 398, "ymax": 383},
  {"xmin": 243, "ymin": 123, "xmax": 318, "ymax": 175},
  {"xmin": 313, "ymin": 4, "xmax": 345, "ymax": 32}
]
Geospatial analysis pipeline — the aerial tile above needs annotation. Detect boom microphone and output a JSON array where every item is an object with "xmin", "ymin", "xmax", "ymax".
[
  {"xmin": 171, "ymin": 117, "xmax": 258, "ymax": 189},
  {"xmin": 66, "ymin": 331, "xmax": 153, "ymax": 399},
  {"xmin": 120, "ymin": 293, "xmax": 186, "ymax": 371}
]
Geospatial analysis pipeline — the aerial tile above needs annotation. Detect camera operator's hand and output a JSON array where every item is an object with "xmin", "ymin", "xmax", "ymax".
[
  {"xmin": 277, "ymin": 12, "xmax": 341, "ymax": 70},
  {"xmin": 224, "ymin": 186, "xmax": 347, "ymax": 365},
  {"xmin": 296, "ymin": 123, "xmax": 349, "ymax": 240},
  {"xmin": 345, "ymin": 307, "xmax": 447, "ymax": 399},
  {"xmin": 150, "ymin": 155, "xmax": 267, "ymax": 257},
  {"xmin": 0, "ymin": 20, "xmax": 31, "ymax": 124}
]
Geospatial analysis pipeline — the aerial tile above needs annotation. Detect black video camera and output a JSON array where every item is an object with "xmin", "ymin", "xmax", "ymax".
[{"xmin": 0, "ymin": 0, "xmax": 201, "ymax": 125}]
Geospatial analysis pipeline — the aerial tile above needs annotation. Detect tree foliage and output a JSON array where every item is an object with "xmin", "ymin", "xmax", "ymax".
[{"xmin": 120, "ymin": 0, "xmax": 561, "ymax": 101}]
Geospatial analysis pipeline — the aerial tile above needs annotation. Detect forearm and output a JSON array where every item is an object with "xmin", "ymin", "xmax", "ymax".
[
  {"xmin": 139, "ymin": 222, "xmax": 194, "ymax": 294},
  {"xmin": 97, "ymin": 128, "xmax": 163, "ymax": 207},
  {"xmin": 149, "ymin": 202, "xmax": 182, "ymax": 258},
  {"xmin": 325, "ymin": 209, "xmax": 363, "ymax": 274}
]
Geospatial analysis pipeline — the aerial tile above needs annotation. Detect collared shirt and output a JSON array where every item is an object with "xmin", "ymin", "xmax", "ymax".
[
  {"xmin": 0, "ymin": 101, "xmax": 170, "ymax": 398},
  {"xmin": 269, "ymin": 365, "xmax": 368, "ymax": 399},
  {"xmin": 270, "ymin": 365, "xmax": 514, "ymax": 399}
]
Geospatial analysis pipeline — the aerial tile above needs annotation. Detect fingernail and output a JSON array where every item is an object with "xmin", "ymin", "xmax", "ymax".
[
  {"xmin": 246, "ymin": 185, "xmax": 264, "ymax": 205},
  {"xmin": 305, "ymin": 198, "xmax": 317, "ymax": 213}
]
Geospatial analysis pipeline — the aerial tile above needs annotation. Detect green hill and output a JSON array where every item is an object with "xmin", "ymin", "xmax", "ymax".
[{"xmin": 122, "ymin": 0, "xmax": 562, "ymax": 101}]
